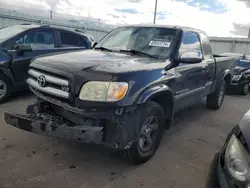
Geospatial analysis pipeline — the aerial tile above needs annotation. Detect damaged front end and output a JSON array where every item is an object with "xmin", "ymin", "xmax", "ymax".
[
  {"xmin": 4, "ymin": 112, "xmax": 104, "ymax": 144},
  {"xmin": 4, "ymin": 99, "xmax": 142, "ymax": 150}
]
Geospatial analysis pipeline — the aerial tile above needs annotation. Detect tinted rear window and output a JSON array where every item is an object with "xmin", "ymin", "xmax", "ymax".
[{"xmin": 60, "ymin": 32, "xmax": 79, "ymax": 47}]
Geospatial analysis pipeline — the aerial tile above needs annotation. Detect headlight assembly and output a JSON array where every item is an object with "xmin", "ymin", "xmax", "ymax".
[
  {"xmin": 225, "ymin": 134, "xmax": 250, "ymax": 182},
  {"xmin": 232, "ymin": 75, "xmax": 242, "ymax": 81},
  {"xmin": 79, "ymin": 81, "xmax": 128, "ymax": 102}
]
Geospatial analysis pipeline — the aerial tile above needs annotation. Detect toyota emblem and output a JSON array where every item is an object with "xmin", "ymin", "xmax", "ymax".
[{"xmin": 37, "ymin": 75, "xmax": 46, "ymax": 87}]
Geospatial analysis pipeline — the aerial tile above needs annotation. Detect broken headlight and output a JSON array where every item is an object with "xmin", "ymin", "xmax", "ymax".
[
  {"xmin": 79, "ymin": 81, "xmax": 128, "ymax": 102},
  {"xmin": 225, "ymin": 134, "xmax": 250, "ymax": 184}
]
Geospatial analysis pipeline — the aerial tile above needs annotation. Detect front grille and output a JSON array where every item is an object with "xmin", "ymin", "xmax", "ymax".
[{"xmin": 27, "ymin": 69, "xmax": 70, "ymax": 99}]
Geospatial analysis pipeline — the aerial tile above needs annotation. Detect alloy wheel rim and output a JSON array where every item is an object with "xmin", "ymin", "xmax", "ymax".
[
  {"xmin": 138, "ymin": 116, "xmax": 159, "ymax": 153},
  {"xmin": 244, "ymin": 84, "xmax": 249, "ymax": 94},
  {"xmin": 0, "ymin": 80, "xmax": 7, "ymax": 99}
]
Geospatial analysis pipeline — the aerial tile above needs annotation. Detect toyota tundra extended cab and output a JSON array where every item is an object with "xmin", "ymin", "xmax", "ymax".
[{"xmin": 5, "ymin": 25, "xmax": 235, "ymax": 164}]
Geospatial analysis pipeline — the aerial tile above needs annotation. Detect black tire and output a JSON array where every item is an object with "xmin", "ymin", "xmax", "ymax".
[
  {"xmin": 0, "ymin": 74, "xmax": 12, "ymax": 103},
  {"xmin": 121, "ymin": 101, "xmax": 165, "ymax": 165},
  {"xmin": 240, "ymin": 83, "xmax": 249, "ymax": 95},
  {"xmin": 206, "ymin": 80, "xmax": 226, "ymax": 110}
]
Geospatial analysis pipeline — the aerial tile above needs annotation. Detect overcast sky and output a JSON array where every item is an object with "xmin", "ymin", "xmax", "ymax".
[{"xmin": 1, "ymin": 0, "xmax": 250, "ymax": 37}]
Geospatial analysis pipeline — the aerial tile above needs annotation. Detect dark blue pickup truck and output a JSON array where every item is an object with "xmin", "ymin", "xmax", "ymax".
[
  {"xmin": 0, "ymin": 24, "xmax": 95, "ymax": 102},
  {"xmin": 5, "ymin": 24, "xmax": 235, "ymax": 164}
]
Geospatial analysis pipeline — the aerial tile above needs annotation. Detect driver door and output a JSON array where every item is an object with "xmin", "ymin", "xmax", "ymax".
[
  {"xmin": 9, "ymin": 28, "xmax": 59, "ymax": 83},
  {"xmin": 174, "ymin": 31, "xmax": 206, "ymax": 111}
]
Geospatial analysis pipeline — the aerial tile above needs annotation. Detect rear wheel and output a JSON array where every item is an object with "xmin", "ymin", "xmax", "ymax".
[
  {"xmin": 240, "ymin": 83, "xmax": 249, "ymax": 95},
  {"xmin": 0, "ymin": 75, "xmax": 12, "ymax": 103},
  {"xmin": 206, "ymin": 80, "xmax": 225, "ymax": 110},
  {"xmin": 121, "ymin": 101, "xmax": 165, "ymax": 165}
]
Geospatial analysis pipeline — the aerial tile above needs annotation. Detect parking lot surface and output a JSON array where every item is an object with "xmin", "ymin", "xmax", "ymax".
[{"xmin": 1, "ymin": 92, "xmax": 250, "ymax": 188}]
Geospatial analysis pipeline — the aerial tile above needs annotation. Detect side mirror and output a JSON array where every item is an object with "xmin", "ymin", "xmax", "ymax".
[
  {"xmin": 15, "ymin": 44, "xmax": 32, "ymax": 56},
  {"xmin": 179, "ymin": 51, "xmax": 202, "ymax": 64}
]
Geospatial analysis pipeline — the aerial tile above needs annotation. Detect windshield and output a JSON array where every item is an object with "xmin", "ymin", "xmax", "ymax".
[
  {"xmin": 235, "ymin": 59, "xmax": 250, "ymax": 69},
  {"xmin": 0, "ymin": 26, "xmax": 28, "ymax": 43},
  {"xmin": 96, "ymin": 27, "xmax": 177, "ymax": 59}
]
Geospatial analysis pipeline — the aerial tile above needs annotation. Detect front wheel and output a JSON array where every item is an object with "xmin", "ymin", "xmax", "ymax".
[
  {"xmin": 240, "ymin": 83, "xmax": 249, "ymax": 95},
  {"xmin": 206, "ymin": 80, "xmax": 226, "ymax": 110},
  {"xmin": 0, "ymin": 75, "xmax": 12, "ymax": 103},
  {"xmin": 121, "ymin": 101, "xmax": 165, "ymax": 165}
]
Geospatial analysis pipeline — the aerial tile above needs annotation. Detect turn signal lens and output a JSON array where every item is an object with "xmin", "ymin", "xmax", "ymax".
[{"xmin": 107, "ymin": 82, "xmax": 128, "ymax": 101}]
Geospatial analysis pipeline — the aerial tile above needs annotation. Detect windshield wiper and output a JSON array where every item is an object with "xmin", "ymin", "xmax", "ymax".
[
  {"xmin": 94, "ymin": 46, "xmax": 112, "ymax": 52},
  {"xmin": 119, "ymin": 49, "xmax": 158, "ymax": 59}
]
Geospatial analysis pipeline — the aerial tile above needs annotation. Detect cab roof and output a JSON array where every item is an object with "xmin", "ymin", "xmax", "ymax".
[{"xmin": 119, "ymin": 24, "xmax": 207, "ymax": 35}]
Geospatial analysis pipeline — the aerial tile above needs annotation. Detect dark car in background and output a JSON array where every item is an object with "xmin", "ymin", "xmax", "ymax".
[
  {"xmin": 0, "ymin": 24, "xmax": 96, "ymax": 103},
  {"xmin": 221, "ymin": 53, "xmax": 250, "ymax": 95},
  {"xmin": 230, "ymin": 58, "xmax": 250, "ymax": 95},
  {"xmin": 207, "ymin": 109, "xmax": 250, "ymax": 188}
]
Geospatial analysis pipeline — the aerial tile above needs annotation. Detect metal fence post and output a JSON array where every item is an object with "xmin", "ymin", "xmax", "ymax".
[
  {"xmin": 153, "ymin": 0, "xmax": 158, "ymax": 24},
  {"xmin": 230, "ymin": 40, "xmax": 236, "ymax": 53}
]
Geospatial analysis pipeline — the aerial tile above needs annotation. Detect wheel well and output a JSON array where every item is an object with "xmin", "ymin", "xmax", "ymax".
[
  {"xmin": 224, "ymin": 74, "xmax": 231, "ymax": 85},
  {"xmin": 0, "ymin": 70, "xmax": 14, "ymax": 85},
  {"xmin": 150, "ymin": 92, "xmax": 173, "ymax": 128}
]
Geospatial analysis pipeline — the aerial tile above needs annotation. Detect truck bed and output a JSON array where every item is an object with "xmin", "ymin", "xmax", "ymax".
[
  {"xmin": 213, "ymin": 55, "xmax": 235, "ymax": 90},
  {"xmin": 214, "ymin": 55, "xmax": 235, "ymax": 74}
]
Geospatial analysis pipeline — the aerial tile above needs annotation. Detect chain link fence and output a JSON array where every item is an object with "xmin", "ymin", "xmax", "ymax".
[
  {"xmin": 0, "ymin": 6, "xmax": 114, "ymax": 41},
  {"xmin": 1, "ymin": 6, "xmax": 250, "ymax": 54}
]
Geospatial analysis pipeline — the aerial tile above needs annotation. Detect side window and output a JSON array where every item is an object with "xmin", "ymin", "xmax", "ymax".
[
  {"xmin": 16, "ymin": 35, "xmax": 27, "ymax": 44},
  {"xmin": 199, "ymin": 33, "xmax": 213, "ymax": 59},
  {"xmin": 60, "ymin": 32, "xmax": 79, "ymax": 47},
  {"xmin": 15, "ymin": 30, "xmax": 55, "ymax": 50},
  {"xmin": 179, "ymin": 31, "xmax": 202, "ymax": 55},
  {"xmin": 79, "ymin": 37, "xmax": 87, "ymax": 48}
]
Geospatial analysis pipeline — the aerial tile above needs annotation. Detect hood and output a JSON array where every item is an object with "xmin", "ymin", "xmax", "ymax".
[
  {"xmin": 233, "ymin": 66, "xmax": 250, "ymax": 74},
  {"xmin": 30, "ymin": 49, "xmax": 169, "ymax": 74},
  {"xmin": 238, "ymin": 110, "xmax": 250, "ymax": 147}
]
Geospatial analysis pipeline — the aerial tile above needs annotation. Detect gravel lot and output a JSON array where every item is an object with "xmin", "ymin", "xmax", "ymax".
[{"xmin": 1, "ymin": 92, "xmax": 250, "ymax": 188}]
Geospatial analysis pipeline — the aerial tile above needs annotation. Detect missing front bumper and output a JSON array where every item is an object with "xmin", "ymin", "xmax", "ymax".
[
  {"xmin": 4, "ymin": 112, "xmax": 103, "ymax": 144},
  {"xmin": 4, "ymin": 100, "xmax": 143, "ymax": 150}
]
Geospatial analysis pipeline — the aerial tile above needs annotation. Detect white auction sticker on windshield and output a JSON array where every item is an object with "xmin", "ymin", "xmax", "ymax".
[{"xmin": 149, "ymin": 40, "xmax": 171, "ymax": 47}]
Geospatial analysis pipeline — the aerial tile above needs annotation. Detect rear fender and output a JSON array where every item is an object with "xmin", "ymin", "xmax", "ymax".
[
  {"xmin": 212, "ymin": 69, "xmax": 231, "ymax": 92},
  {"xmin": 222, "ymin": 70, "xmax": 232, "ymax": 88}
]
